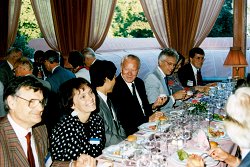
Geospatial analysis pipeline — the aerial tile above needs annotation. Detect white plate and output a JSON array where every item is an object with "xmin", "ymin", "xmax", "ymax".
[
  {"xmin": 138, "ymin": 122, "xmax": 171, "ymax": 132},
  {"xmin": 170, "ymin": 110, "xmax": 184, "ymax": 116},
  {"xmin": 170, "ymin": 149, "xmax": 219, "ymax": 167},
  {"xmin": 102, "ymin": 145, "xmax": 122, "ymax": 159}
]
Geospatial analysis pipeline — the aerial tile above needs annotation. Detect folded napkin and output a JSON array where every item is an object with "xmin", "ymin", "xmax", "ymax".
[{"xmin": 192, "ymin": 129, "xmax": 210, "ymax": 151}]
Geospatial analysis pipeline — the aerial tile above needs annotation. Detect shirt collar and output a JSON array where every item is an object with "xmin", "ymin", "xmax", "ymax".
[
  {"xmin": 52, "ymin": 65, "xmax": 60, "ymax": 73},
  {"xmin": 97, "ymin": 90, "xmax": 107, "ymax": 102},
  {"xmin": 158, "ymin": 66, "xmax": 166, "ymax": 78},
  {"xmin": 7, "ymin": 114, "xmax": 31, "ymax": 137},
  {"xmin": 191, "ymin": 63, "xmax": 199, "ymax": 75},
  {"xmin": 7, "ymin": 60, "xmax": 13, "ymax": 70}
]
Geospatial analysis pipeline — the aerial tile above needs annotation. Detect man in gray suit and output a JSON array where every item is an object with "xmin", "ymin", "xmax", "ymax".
[
  {"xmin": 0, "ymin": 81, "xmax": 5, "ymax": 117},
  {"xmin": 144, "ymin": 48, "xmax": 187, "ymax": 113},
  {"xmin": 90, "ymin": 60, "xmax": 126, "ymax": 147}
]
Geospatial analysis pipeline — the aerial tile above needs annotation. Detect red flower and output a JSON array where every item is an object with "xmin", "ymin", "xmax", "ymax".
[
  {"xmin": 192, "ymin": 99, "xmax": 198, "ymax": 104},
  {"xmin": 168, "ymin": 80, "xmax": 174, "ymax": 86}
]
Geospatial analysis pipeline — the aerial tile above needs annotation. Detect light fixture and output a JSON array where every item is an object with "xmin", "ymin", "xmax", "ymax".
[{"xmin": 223, "ymin": 47, "xmax": 248, "ymax": 77}]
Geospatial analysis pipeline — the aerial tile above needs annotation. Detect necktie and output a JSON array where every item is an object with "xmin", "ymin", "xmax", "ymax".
[
  {"xmin": 132, "ymin": 83, "xmax": 145, "ymax": 116},
  {"xmin": 107, "ymin": 97, "xmax": 118, "ymax": 129},
  {"xmin": 197, "ymin": 69, "xmax": 202, "ymax": 85},
  {"xmin": 106, "ymin": 97, "xmax": 112, "ymax": 112},
  {"xmin": 25, "ymin": 132, "xmax": 35, "ymax": 167},
  {"xmin": 164, "ymin": 76, "xmax": 171, "ymax": 94}
]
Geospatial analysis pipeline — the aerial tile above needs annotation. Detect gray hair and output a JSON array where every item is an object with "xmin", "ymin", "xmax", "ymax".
[
  {"xmin": 121, "ymin": 54, "xmax": 141, "ymax": 69},
  {"xmin": 158, "ymin": 48, "xmax": 179, "ymax": 63},
  {"xmin": 224, "ymin": 87, "xmax": 250, "ymax": 148}
]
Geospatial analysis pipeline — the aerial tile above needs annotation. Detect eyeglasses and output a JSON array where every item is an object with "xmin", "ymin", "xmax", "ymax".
[{"xmin": 15, "ymin": 95, "xmax": 47, "ymax": 108}]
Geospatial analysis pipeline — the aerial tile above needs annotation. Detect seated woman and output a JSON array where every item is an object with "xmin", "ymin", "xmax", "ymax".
[
  {"xmin": 167, "ymin": 52, "xmax": 185, "ymax": 94},
  {"xmin": 50, "ymin": 78, "xmax": 105, "ymax": 161}
]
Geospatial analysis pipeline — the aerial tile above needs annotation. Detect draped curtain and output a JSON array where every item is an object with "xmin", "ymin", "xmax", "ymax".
[
  {"xmin": 0, "ymin": 0, "xmax": 21, "ymax": 58},
  {"xmin": 140, "ymin": 0, "xmax": 224, "ymax": 58},
  {"xmin": 31, "ymin": 0, "xmax": 116, "ymax": 65}
]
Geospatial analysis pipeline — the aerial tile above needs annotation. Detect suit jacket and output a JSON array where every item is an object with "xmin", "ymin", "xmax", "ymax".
[
  {"xmin": 46, "ymin": 66, "xmax": 75, "ymax": 93},
  {"xmin": 0, "ymin": 81, "xmax": 6, "ymax": 117},
  {"xmin": 0, "ymin": 61, "xmax": 14, "ymax": 88},
  {"xmin": 97, "ymin": 95, "xmax": 126, "ymax": 147},
  {"xmin": 111, "ymin": 74, "xmax": 153, "ymax": 136},
  {"xmin": 239, "ymin": 151, "xmax": 250, "ymax": 167},
  {"xmin": 28, "ymin": 74, "xmax": 51, "ymax": 91},
  {"xmin": 0, "ymin": 117, "xmax": 69, "ymax": 167},
  {"xmin": 178, "ymin": 63, "xmax": 203, "ymax": 87},
  {"xmin": 144, "ymin": 67, "xmax": 174, "ymax": 112}
]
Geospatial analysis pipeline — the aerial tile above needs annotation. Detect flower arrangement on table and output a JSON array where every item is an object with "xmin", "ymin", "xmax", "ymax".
[{"xmin": 188, "ymin": 99, "xmax": 208, "ymax": 113}]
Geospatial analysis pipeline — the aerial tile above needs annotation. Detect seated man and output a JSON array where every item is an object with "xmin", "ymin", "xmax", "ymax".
[
  {"xmin": 144, "ymin": 48, "xmax": 188, "ymax": 113},
  {"xmin": 0, "ymin": 76, "xmax": 95, "ymax": 167},
  {"xmin": 178, "ymin": 47, "xmax": 205, "ymax": 87},
  {"xmin": 90, "ymin": 60, "xmax": 126, "ymax": 147},
  {"xmin": 111, "ymin": 54, "xmax": 166, "ymax": 136}
]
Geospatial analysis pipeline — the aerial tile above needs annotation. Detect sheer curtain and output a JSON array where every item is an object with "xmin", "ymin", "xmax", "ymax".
[
  {"xmin": 31, "ymin": 0, "xmax": 58, "ymax": 50},
  {"xmin": 0, "ymin": 0, "xmax": 21, "ymax": 58},
  {"xmin": 140, "ymin": 0, "xmax": 224, "ymax": 58},
  {"xmin": 31, "ymin": 0, "xmax": 116, "ymax": 64}
]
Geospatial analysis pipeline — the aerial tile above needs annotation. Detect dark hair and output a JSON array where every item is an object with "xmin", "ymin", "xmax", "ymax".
[
  {"xmin": 89, "ymin": 60, "xmax": 117, "ymax": 88},
  {"xmin": 3, "ymin": 76, "xmax": 46, "ymax": 112},
  {"xmin": 43, "ymin": 50, "xmax": 60, "ymax": 63},
  {"xmin": 189, "ymin": 47, "xmax": 205, "ymax": 58},
  {"xmin": 34, "ymin": 50, "xmax": 44, "ymax": 62},
  {"xmin": 59, "ymin": 78, "xmax": 95, "ymax": 114},
  {"xmin": 68, "ymin": 51, "xmax": 85, "ymax": 68},
  {"xmin": 177, "ymin": 52, "xmax": 185, "ymax": 67}
]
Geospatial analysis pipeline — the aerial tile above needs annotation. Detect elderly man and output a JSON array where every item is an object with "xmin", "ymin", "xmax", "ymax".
[
  {"xmin": 90, "ymin": 60, "xmax": 126, "ymax": 147},
  {"xmin": 14, "ymin": 57, "xmax": 51, "ymax": 90},
  {"xmin": 111, "ymin": 54, "xmax": 166, "ymax": 136},
  {"xmin": 144, "ymin": 48, "xmax": 187, "ymax": 113},
  {"xmin": 0, "ymin": 76, "xmax": 95, "ymax": 167},
  {"xmin": 0, "ymin": 47, "xmax": 22, "ymax": 88}
]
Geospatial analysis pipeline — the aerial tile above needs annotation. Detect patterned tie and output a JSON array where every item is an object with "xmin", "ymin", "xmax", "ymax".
[
  {"xmin": 197, "ymin": 69, "xmax": 202, "ymax": 85},
  {"xmin": 164, "ymin": 76, "xmax": 171, "ymax": 94},
  {"xmin": 25, "ymin": 132, "xmax": 35, "ymax": 167}
]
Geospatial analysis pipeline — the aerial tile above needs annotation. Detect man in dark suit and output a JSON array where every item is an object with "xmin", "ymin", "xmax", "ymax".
[
  {"xmin": 0, "ymin": 76, "xmax": 95, "ymax": 167},
  {"xmin": 90, "ymin": 60, "xmax": 126, "ymax": 147},
  {"xmin": 0, "ymin": 47, "xmax": 22, "ymax": 88},
  {"xmin": 43, "ymin": 50, "xmax": 75, "ymax": 93},
  {"xmin": 42, "ymin": 50, "xmax": 75, "ymax": 135},
  {"xmin": 178, "ymin": 47, "xmax": 205, "ymax": 87},
  {"xmin": 111, "ymin": 55, "xmax": 166, "ymax": 136}
]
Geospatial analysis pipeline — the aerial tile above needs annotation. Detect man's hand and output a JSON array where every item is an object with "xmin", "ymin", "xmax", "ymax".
[
  {"xmin": 152, "ymin": 96, "xmax": 168, "ymax": 110},
  {"xmin": 149, "ymin": 111, "xmax": 163, "ymax": 122},
  {"xmin": 173, "ymin": 90, "xmax": 187, "ymax": 100}
]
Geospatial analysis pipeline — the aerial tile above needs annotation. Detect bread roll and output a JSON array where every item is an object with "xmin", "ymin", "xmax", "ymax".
[
  {"xmin": 210, "ymin": 141, "xmax": 218, "ymax": 149},
  {"xmin": 159, "ymin": 115, "xmax": 168, "ymax": 121},
  {"xmin": 127, "ymin": 135, "xmax": 137, "ymax": 142}
]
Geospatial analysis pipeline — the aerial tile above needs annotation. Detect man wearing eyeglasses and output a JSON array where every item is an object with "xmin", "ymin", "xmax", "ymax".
[
  {"xmin": 178, "ymin": 47, "xmax": 205, "ymax": 87},
  {"xmin": 144, "ymin": 48, "xmax": 188, "ymax": 113},
  {"xmin": 0, "ymin": 76, "xmax": 96, "ymax": 167}
]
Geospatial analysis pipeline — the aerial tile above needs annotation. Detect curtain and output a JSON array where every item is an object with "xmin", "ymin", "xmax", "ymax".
[
  {"xmin": 140, "ymin": 0, "xmax": 224, "ymax": 58},
  {"xmin": 0, "ymin": 0, "xmax": 21, "ymax": 58},
  {"xmin": 193, "ymin": 0, "xmax": 225, "ymax": 47},
  {"xmin": 31, "ymin": 0, "xmax": 58, "ymax": 50},
  {"xmin": 31, "ymin": 0, "xmax": 116, "ymax": 65}
]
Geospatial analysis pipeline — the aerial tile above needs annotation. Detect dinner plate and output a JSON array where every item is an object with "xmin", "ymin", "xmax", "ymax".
[
  {"xmin": 170, "ymin": 109, "xmax": 185, "ymax": 116},
  {"xmin": 170, "ymin": 149, "xmax": 219, "ymax": 167},
  {"xmin": 138, "ymin": 122, "xmax": 171, "ymax": 132},
  {"xmin": 207, "ymin": 127, "xmax": 226, "ymax": 139},
  {"xmin": 102, "ymin": 145, "xmax": 123, "ymax": 159}
]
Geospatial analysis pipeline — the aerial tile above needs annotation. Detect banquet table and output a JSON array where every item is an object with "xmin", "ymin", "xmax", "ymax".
[
  {"xmin": 97, "ymin": 119, "xmax": 238, "ymax": 167},
  {"xmin": 97, "ymin": 83, "xmax": 238, "ymax": 166}
]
